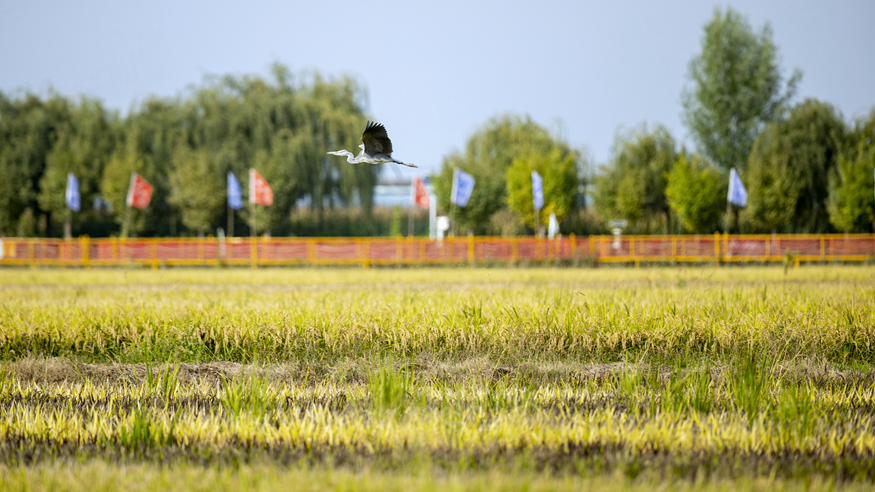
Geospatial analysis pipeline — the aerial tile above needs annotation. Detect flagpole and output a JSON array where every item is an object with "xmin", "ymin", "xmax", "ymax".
[
  {"xmin": 250, "ymin": 201, "xmax": 256, "ymax": 238},
  {"xmin": 122, "ymin": 206, "xmax": 132, "ymax": 239},
  {"xmin": 64, "ymin": 209, "xmax": 72, "ymax": 240},
  {"xmin": 429, "ymin": 193, "xmax": 436, "ymax": 240},
  {"xmin": 450, "ymin": 169, "xmax": 458, "ymax": 237},
  {"xmin": 249, "ymin": 169, "xmax": 255, "ymax": 238},
  {"xmin": 407, "ymin": 179, "xmax": 414, "ymax": 237},
  {"xmin": 534, "ymin": 210, "xmax": 540, "ymax": 239},
  {"xmin": 228, "ymin": 204, "xmax": 234, "ymax": 238}
]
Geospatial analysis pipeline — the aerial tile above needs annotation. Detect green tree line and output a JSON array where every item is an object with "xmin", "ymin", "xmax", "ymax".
[
  {"xmin": 0, "ymin": 63, "xmax": 379, "ymax": 238},
  {"xmin": 3, "ymin": 8, "xmax": 874, "ymax": 238},
  {"xmin": 433, "ymin": 7, "xmax": 874, "ymax": 236}
]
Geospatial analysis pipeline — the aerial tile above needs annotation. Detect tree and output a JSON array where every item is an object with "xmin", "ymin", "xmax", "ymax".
[
  {"xmin": 37, "ymin": 98, "xmax": 115, "ymax": 235},
  {"xmin": 744, "ymin": 99, "xmax": 847, "ymax": 232},
  {"xmin": 506, "ymin": 147, "xmax": 578, "ymax": 230},
  {"xmin": 432, "ymin": 114, "xmax": 573, "ymax": 234},
  {"xmin": 827, "ymin": 145, "xmax": 875, "ymax": 232},
  {"xmin": 593, "ymin": 124, "xmax": 677, "ymax": 233},
  {"xmin": 168, "ymin": 143, "xmax": 224, "ymax": 236},
  {"xmin": 100, "ymin": 98, "xmax": 181, "ymax": 237},
  {"xmin": 0, "ymin": 64, "xmax": 377, "ymax": 237},
  {"xmin": 827, "ymin": 110, "xmax": 875, "ymax": 232},
  {"xmin": 0, "ymin": 92, "xmax": 75, "ymax": 236},
  {"xmin": 665, "ymin": 153, "xmax": 725, "ymax": 233},
  {"xmin": 682, "ymin": 7, "xmax": 801, "ymax": 171}
]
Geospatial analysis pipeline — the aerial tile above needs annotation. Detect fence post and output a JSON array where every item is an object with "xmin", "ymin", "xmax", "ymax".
[
  {"xmin": 419, "ymin": 238, "xmax": 425, "ymax": 265},
  {"xmin": 396, "ymin": 235, "xmax": 403, "ymax": 266},
  {"xmin": 569, "ymin": 233, "xmax": 576, "ymax": 261},
  {"xmin": 362, "ymin": 239, "xmax": 370, "ymax": 269},
  {"xmin": 714, "ymin": 231, "xmax": 720, "ymax": 264},
  {"xmin": 151, "ymin": 240, "xmax": 158, "ymax": 270},
  {"xmin": 468, "ymin": 234, "xmax": 475, "ymax": 267},
  {"xmin": 821, "ymin": 235, "xmax": 826, "ymax": 262},
  {"xmin": 775, "ymin": 236, "xmax": 781, "ymax": 262},
  {"xmin": 590, "ymin": 235, "xmax": 596, "ymax": 265},
  {"xmin": 250, "ymin": 237, "xmax": 257, "ymax": 269},
  {"xmin": 630, "ymin": 237, "xmax": 636, "ymax": 267},
  {"xmin": 80, "ymin": 235, "xmax": 90, "ymax": 268}
]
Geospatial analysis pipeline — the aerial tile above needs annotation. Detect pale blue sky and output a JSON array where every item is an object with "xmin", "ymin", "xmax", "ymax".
[{"xmin": 2, "ymin": 0, "xmax": 873, "ymax": 179}]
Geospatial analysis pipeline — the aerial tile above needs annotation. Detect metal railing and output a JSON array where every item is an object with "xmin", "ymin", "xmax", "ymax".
[{"xmin": 0, "ymin": 233, "xmax": 873, "ymax": 268}]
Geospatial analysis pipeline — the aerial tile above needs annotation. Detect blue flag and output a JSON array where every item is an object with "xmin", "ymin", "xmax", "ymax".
[
  {"xmin": 65, "ymin": 173, "xmax": 80, "ymax": 212},
  {"xmin": 451, "ymin": 168, "xmax": 475, "ymax": 207},
  {"xmin": 227, "ymin": 172, "xmax": 243, "ymax": 210},
  {"xmin": 531, "ymin": 171, "xmax": 544, "ymax": 212},
  {"xmin": 728, "ymin": 168, "xmax": 747, "ymax": 207}
]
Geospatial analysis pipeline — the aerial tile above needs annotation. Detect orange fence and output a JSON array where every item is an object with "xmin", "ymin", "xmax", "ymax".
[{"xmin": 0, "ymin": 234, "xmax": 873, "ymax": 268}]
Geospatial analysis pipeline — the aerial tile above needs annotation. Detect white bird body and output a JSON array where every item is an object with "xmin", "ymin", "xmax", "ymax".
[{"xmin": 327, "ymin": 121, "xmax": 416, "ymax": 168}]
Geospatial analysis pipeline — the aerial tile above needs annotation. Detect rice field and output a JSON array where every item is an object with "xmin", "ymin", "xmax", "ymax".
[{"xmin": 1, "ymin": 266, "xmax": 874, "ymax": 490}]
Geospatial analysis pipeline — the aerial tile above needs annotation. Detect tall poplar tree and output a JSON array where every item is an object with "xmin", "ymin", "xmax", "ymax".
[{"xmin": 682, "ymin": 7, "xmax": 800, "ymax": 171}]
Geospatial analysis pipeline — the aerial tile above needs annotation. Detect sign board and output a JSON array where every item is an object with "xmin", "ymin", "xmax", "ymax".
[{"xmin": 609, "ymin": 219, "xmax": 628, "ymax": 229}]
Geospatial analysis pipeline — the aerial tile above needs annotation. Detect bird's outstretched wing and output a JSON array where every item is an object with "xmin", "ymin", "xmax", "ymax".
[{"xmin": 361, "ymin": 121, "xmax": 393, "ymax": 155}]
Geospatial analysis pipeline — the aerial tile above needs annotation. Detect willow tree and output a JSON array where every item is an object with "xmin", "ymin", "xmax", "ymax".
[
  {"xmin": 168, "ymin": 143, "xmax": 224, "ymax": 236},
  {"xmin": 0, "ymin": 92, "xmax": 77, "ymax": 236},
  {"xmin": 682, "ymin": 7, "xmax": 800, "ymax": 171},
  {"xmin": 37, "ymin": 98, "xmax": 115, "ymax": 236}
]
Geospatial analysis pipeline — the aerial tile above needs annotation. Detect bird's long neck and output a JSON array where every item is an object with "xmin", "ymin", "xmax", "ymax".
[{"xmin": 332, "ymin": 150, "xmax": 355, "ymax": 163}]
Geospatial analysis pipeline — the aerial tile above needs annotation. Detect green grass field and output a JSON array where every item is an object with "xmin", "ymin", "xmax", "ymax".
[{"xmin": 1, "ymin": 266, "xmax": 874, "ymax": 490}]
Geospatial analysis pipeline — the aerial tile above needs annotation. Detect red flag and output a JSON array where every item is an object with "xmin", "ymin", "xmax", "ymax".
[
  {"xmin": 126, "ymin": 173, "xmax": 153, "ymax": 209},
  {"xmin": 413, "ymin": 177, "xmax": 429, "ymax": 209},
  {"xmin": 249, "ymin": 168, "xmax": 273, "ymax": 206}
]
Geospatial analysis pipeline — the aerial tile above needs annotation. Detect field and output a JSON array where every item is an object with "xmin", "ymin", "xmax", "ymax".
[{"xmin": 1, "ymin": 266, "xmax": 874, "ymax": 491}]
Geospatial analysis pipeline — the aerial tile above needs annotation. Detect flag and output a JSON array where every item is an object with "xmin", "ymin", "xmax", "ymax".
[
  {"xmin": 227, "ymin": 172, "xmax": 243, "ymax": 210},
  {"xmin": 65, "ymin": 173, "xmax": 80, "ymax": 212},
  {"xmin": 412, "ymin": 177, "xmax": 429, "ymax": 209},
  {"xmin": 531, "ymin": 171, "xmax": 544, "ymax": 212},
  {"xmin": 450, "ymin": 168, "xmax": 475, "ymax": 207},
  {"xmin": 126, "ymin": 173, "xmax": 153, "ymax": 209},
  {"xmin": 249, "ymin": 169, "xmax": 273, "ymax": 206},
  {"xmin": 548, "ymin": 212, "xmax": 560, "ymax": 239},
  {"xmin": 728, "ymin": 168, "xmax": 747, "ymax": 207}
]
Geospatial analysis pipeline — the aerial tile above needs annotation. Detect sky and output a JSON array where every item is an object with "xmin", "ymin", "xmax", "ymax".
[{"xmin": 2, "ymin": 0, "xmax": 874, "ymax": 181}]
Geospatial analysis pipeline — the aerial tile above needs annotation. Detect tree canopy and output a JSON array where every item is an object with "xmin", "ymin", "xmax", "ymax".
[
  {"xmin": 593, "ymin": 124, "xmax": 677, "ymax": 233},
  {"xmin": 0, "ymin": 64, "xmax": 377, "ymax": 238},
  {"xmin": 827, "ymin": 109, "xmax": 875, "ymax": 232},
  {"xmin": 505, "ymin": 147, "xmax": 578, "ymax": 231},
  {"xmin": 432, "ymin": 115, "xmax": 575, "ymax": 234},
  {"xmin": 665, "ymin": 153, "xmax": 725, "ymax": 233},
  {"xmin": 682, "ymin": 6, "xmax": 800, "ymax": 172},
  {"xmin": 745, "ymin": 99, "xmax": 847, "ymax": 232}
]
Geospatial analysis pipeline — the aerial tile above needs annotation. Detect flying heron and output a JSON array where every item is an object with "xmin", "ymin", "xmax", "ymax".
[{"xmin": 327, "ymin": 121, "xmax": 416, "ymax": 168}]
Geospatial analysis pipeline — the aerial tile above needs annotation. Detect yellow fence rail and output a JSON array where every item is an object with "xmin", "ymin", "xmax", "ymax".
[{"xmin": 0, "ymin": 233, "xmax": 873, "ymax": 268}]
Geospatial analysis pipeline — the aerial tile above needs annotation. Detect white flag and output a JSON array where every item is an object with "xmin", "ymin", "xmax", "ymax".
[
  {"xmin": 728, "ymin": 168, "xmax": 747, "ymax": 207},
  {"xmin": 531, "ymin": 171, "xmax": 544, "ymax": 212},
  {"xmin": 547, "ymin": 212, "xmax": 559, "ymax": 239}
]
